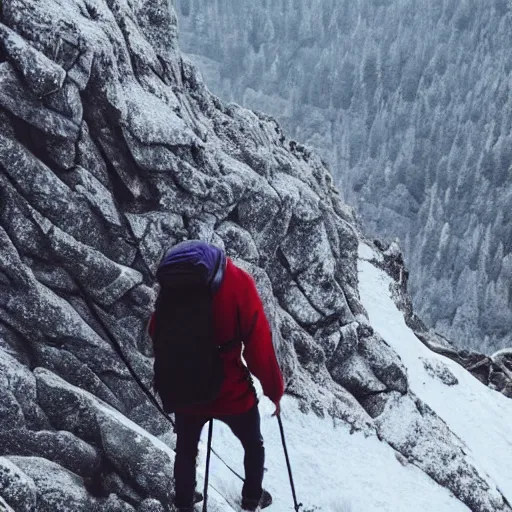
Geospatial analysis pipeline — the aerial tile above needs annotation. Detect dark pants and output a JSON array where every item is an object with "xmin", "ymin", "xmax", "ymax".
[{"xmin": 174, "ymin": 404, "xmax": 265, "ymax": 508}]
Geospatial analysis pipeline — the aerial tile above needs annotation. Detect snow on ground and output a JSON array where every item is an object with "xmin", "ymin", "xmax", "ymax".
[
  {"xmin": 197, "ymin": 392, "xmax": 470, "ymax": 512},
  {"xmin": 358, "ymin": 242, "xmax": 512, "ymax": 505}
]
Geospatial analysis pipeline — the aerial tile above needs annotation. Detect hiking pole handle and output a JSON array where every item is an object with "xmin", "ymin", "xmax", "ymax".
[{"xmin": 277, "ymin": 415, "xmax": 302, "ymax": 512}]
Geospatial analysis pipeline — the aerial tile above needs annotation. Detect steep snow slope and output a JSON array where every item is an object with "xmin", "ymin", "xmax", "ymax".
[
  {"xmin": 0, "ymin": 1, "xmax": 510, "ymax": 511},
  {"xmin": 359, "ymin": 243, "xmax": 512, "ymax": 504},
  {"xmin": 202, "ymin": 398, "xmax": 470, "ymax": 512},
  {"xmin": 176, "ymin": 0, "xmax": 512, "ymax": 354}
]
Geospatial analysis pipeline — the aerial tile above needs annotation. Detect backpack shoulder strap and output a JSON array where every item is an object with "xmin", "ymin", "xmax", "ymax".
[{"xmin": 218, "ymin": 307, "xmax": 242, "ymax": 354}]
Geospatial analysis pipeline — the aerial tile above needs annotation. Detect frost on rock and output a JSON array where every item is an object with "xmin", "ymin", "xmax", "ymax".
[
  {"xmin": 0, "ymin": 0, "xmax": 509, "ymax": 511},
  {"xmin": 98, "ymin": 412, "xmax": 174, "ymax": 504},
  {"xmin": 375, "ymin": 392, "xmax": 508, "ymax": 512},
  {"xmin": 0, "ymin": 457, "xmax": 37, "ymax": 512},
  {"xmin": 0, "ymin": 496, "xmax": 15, "ymax": 512},
  {"xmin": 6, "ymin": 457, "xmax": 97, "ymax": 512}
]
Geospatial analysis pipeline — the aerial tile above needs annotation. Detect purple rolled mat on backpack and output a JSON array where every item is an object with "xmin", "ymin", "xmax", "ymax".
[{"xmin": 157, "ymin": 240, "xmax": 226, "ymax": 293}]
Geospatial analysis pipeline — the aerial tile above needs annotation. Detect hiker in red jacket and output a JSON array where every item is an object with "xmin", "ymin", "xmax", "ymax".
[{"xmin": 148, "ymin": 240, "xmax": 285, "ymax": 512}]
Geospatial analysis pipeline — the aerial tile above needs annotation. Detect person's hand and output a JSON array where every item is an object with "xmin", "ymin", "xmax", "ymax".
[{"xmin": 272, "ymin": 400, "xmax": 281, "ymax": 417}]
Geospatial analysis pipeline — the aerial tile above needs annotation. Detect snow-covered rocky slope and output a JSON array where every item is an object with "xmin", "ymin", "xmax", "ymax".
[
  {"xmin": 176, "ymin": 0, "xmax": 512, "ymax": 354},
  {"xmin": 0, "ymin": 1, "xmax": 511, "ymax": 511}
]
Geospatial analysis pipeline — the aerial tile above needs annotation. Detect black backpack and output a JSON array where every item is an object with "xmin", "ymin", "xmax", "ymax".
[{"xmin": 152, "ymin": 260, "xmax": 236, "ymax": 413}]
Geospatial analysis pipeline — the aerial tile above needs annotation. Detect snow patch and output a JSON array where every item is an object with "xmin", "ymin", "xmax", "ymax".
[{"xmin": 357, "ymin": 242, "xmax": 383, "ymax": 262}]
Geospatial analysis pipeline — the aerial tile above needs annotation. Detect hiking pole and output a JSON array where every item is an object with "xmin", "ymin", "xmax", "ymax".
[
  {"xmin": 75, "ymin": 278, "xmax": 247, "ymax": 483},
  {"xmin": 203, "ymin": 420, "xmax": 214, "ymax": 512},
  {"xmin": 64, "ymin": 268, "xmax": 247, "ymax": 487},
  {"xmin": 277, "ymin": 415, "xmax": 302, "ymax": 512}
]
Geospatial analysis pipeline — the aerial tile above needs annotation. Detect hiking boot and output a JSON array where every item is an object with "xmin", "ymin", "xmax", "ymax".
[
  {"xmin": 172, "ymin": 489, "xmax": 202, "ymax": 512},
  {"xmin": 172, "ymin": 505, "xmax": 194, "ymax": 512},
  {"xmin": 173, "ymin": 490, "xmax": 202, "ymax": 512},
  {"xmin": 194, "ymin": 490, "xmax": 203, "ymax": 504},
  {"xmin": 241, "ymin": 489, "xmax": 273, "ymax": 510}
]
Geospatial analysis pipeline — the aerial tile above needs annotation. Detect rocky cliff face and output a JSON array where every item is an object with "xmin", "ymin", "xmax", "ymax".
[
  {"xmin": 0, "ymin": 1, "xmax": 510, "ymax": 511},
  {"xmin": 176, "ymin": 0, "xmax": 512, "ymax": 354}
]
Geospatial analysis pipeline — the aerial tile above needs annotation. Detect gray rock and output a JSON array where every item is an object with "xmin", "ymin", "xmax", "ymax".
[
  {"xmin": 7, "ymin": 456, "xmax": 98, "ymax": 512},
  {"xmin": 137, "ymin": 498, "xmax": 166, "ymax": 512},
  {"xmin": 34, "ymin": 430, "xmax": 101, "ymax": 477},
  {"xmin": 237, "ymin": 180, "xmax": 281, "ymax": 242},
  {"xmin": 280, "ymin": 219, "xmax": 332, "ymax": 275},
  {"xmin": 330, "ymin": 353, "xmax": 387, "ymax": 399},
  {"xmin": 0, "ymin": 391, "xmax": 24, "ymax": 430},
  {"xmin": 0, "ymin": 134, "xmax": 105, "ymax": 250},
  {"xmin": 65, "ymin": 166, "xmax": 122, "ymax": 227},
  {"xmin": 271, "ymin": 172, "xmax": 322, "ymax": 223},
  {"xmin": 0, "ymin": 429, "xmax": 101, "ymax": 478},
  {"xmin": 0, "ymin": 496, "xmax": 15, "ymax": 512},
  {"xmin": 33, "ymin": 345, "xmax": 125, "ymax": 411},
  {"xmin": 76, "ymin": 122, "xmax": 110, "ymax": 186},
  {"xmin": 66, "ymin": 45, "xmax": 94, "ymax": 91},
  {"xmin": 94, "ymin": 123, "xmax": 151, "ymax": 201},
  {"xmin": 102, "ymin": 472, "xmax": 143, "ymax": 506},
  {"xmin": 44, "ymin": 134, "xmax": 78, "ymax": 175},
  {"xmin": 26, "ymin": 256, "xmax": 78, "ymax": 294},
  {"xmin": 284, "ymin": 318, "xmax": 325, "ymax": 372},
  {"xmin": 421, "ymin": 358, "xmax": 459, "ymax": 386},
  {"xmin": 359, "ymin": 392, "xmax": 391, "ymax": 420},
  {"xmin": 280, "ymin": 283, "xmax": 323, "ymax": 326},
  {"xmin": 34, "ymin": 370, "xmax": 175, "ymax": 504},
  {"xmin": 0, "ymin": 326, "xmax": 31, "ymax": 368},
  {"xmin": 45, "ymin": 223, "xmax": 143, "ymax": 307},
  {"xmin": 123, "ymin": 129, "xmax": 176, "ymax": 173},
  {"xmin": 330, "ymin": 321, "xmax": 360, "ymax": 362},
  {"xmin": 0, "ymin": 182, "xmax": 51, "ymax": 270},
  {"xmin": 0, "ymin": 348, "xmax": 45, "ymax": 431},
  {"xmin": 128, "ymin": 402, "xmax": 171, "ymax": 438},
  {"xmin": 44, "ymin": 81, "xmax": 83, "ymax": 124},
  {"xmin": 0, "ymin": 23, "xmax": 65, "ymax": 97},
  {"xmin": 296, "ymin": 259, "xmax": 352, "ymax": 319},
  {"xmin": 359, "ymin": 333, "xmax": 408, "ymax": 394},
  {"xmin": 0, "ymin": 108, "xmax": 15, "ymax": 139},
  {"xmin": 0, "ymin": 63, "xmax": 77, "ymax": 139},
  {"xmin": 124, "ymin": 89, "xmax": 199, "ymax": 148},
  {"xmin": 35, "ymin": 368, "xmax": 104, "ymax": 446},
  {"xmin": 126, "ymin": 212, "xmax": 184, "ymax": 274},
  {"xmin": 314, "ymin": 321, "xmax": 343, "ymax": 361},
  {"xmin": 134, "ymin": 0, "xmax": 179, "ymax": 55},
  {"xmin": 0, "ymin": 457, "xmax": 36, "ymax": 512},
  {"xmin": 154, "ymin": 176, "xmax": 199, "ymax": 217},
  {"xmin": 342, "ymin": 283, "xmax": 369, "ymax": 320},
  {"xmin": 216, "ymin": 221, "xmax": 259, "ymax": 263},
  {"xmin": 97, "ymin": 410, "xmax": 174, "ymax": 505},
  {"xmin": 101, "ymin": 494, "xmax": 137, "ymax": 512},
  {"xmin": 187, "ymin": 215, "xmax": 220, "ymax": 246}
]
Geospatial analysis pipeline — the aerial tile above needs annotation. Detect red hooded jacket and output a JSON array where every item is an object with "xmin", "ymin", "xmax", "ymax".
[{"xmin": 149, "ymin": 258, "xmax": 284, "ymax": 416}]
